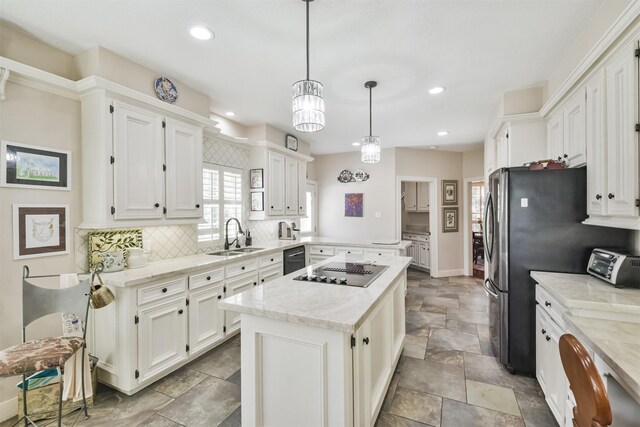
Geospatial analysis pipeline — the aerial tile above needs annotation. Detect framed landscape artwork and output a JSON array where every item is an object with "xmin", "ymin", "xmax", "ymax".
[
  {"xmin": 13, "ymin": 204, "xmax": 70, "ymax": 259},
  {"xmin": 442, "ymin": 179, "xmax": 458, "ymax": 205},
  {"xmin": 251, "ymin": 192, "xmax": 264, "ymax": 211},
  {"xmin": 250, "ymin": 169, "xmax": 263, "ymax": 189},
  {"xmin": 442, "ymin": 207, "xmax": 459, "ymax": 233},
  {"xmin": 345, "ymin": 193, "xmax": 364, "ymax": 217},
  {"xmin": 1, "ymin": 141, "xmax": 71, "ymax": 190}
]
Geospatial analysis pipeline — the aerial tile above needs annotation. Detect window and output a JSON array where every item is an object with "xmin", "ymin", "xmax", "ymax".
[
  {"xmin": 299, "ymin": 182, "xmax": 317, "ymax": 235},
  {"xmin": 199, "ymin": 163, "xmax": 243, "ymax": 245},
  {"xmin": 471, "ymin": 181, "xmax": 485, "ymax": 232}
]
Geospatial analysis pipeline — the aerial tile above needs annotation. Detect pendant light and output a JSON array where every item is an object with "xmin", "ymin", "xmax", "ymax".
[
  {"xmin": 292, "ymin": 0, "xmax": 325, "ymax": 132},
  {"xmin": 361, "ymin": 81, "xmax": 381, "ymax": 164}
]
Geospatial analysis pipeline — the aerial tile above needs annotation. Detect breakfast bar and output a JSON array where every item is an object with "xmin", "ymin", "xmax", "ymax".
[{"xmin": 220, "ymin": 254, "xmax": 411, "ymax": 427}]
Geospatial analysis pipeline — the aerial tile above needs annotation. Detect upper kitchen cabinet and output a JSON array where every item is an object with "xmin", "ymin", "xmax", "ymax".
[
  {"xmin": 546, "ymin": 109, "xmax": 564, "ymax": 163},
  {"xmin": 562, "ymin": 90, "xmax": 587, "ymax": 167},
  {"xmin": 417, "ymin": 182, "xmax": 430, "ymax": 211},
  {"xmin": 487, "ymin": 117, "xmax": 546, "ymax": 174},
  {"xmin": 585, "ymin": 70, "xmax": 607, "ymax": 217},
  {"xmin": 404, "ymin": 182, "xmax": 429, "ymax": 212},
  {"xmin": 249, "ymin": 141, "xmax": 313, "ymax": 221},
  {"xmin": 79, "ymin": 86, "xmax": 209, "ymax": 228}
]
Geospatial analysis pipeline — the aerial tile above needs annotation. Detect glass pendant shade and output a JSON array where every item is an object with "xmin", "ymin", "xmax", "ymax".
[
  {"xmin": 361, "ymin": 135, "xmax": 381, "ymax": 163},
  {"xmin": 292, "ymin": 79, "xmax": 325, "ymax": 132}
]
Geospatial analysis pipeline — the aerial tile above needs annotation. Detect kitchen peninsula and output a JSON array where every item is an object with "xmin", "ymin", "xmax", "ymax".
[{"xmin": 220, "ymin": 254, "xmax": 411, "ymax": 427}]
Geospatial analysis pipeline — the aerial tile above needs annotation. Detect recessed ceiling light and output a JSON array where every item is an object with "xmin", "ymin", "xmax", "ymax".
[
  {"xmin": 352, "ymin": 142, "xmax": 361, "ymax": 146},
  {"xmin": 437, "ymin": 131, "xmax": 449, "ymax": 136},
  {"xmin": 190, "ymin": 26, "xmax": 214, "ymax": 40},
  {"xmin": 225, "ymin": 111, "xmax": 236, "ymax": 117},
  {"xmin": 428, "ymin": 86, "xmax": 446, "ymax": 95},
  {"xmin": 429, "ymin": 145, "xmax": 438, "ymax": 149}
]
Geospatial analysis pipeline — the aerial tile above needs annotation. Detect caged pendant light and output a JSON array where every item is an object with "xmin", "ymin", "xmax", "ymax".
[
  {"xmin": 292, "ymin": 0, "xmax": 325, "ymax": 132},
  {"xmin": 361, "ymin": 81, "xmax": 381, "ymax": 164}
]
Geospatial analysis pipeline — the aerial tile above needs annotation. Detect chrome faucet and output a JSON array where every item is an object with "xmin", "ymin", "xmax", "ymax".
[{"xmin": 224, "ymin": 217, "xmax": 244, "ymax": 250}]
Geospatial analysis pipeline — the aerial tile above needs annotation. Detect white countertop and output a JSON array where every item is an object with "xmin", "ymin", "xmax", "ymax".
[
  {"xmin": 530, "ymin": 271, "xmax": 640, "ymax": 316},
  {"xmin": 532, "ymin": 271, "xmax": 640, "ymax": 401},
  {"xmin": 100, "ymin": 238, "xmax": 410, "ymax": 287},
  {"xmin": 219, "ymin": 253, "xmax": 412, "ymax": 333}
]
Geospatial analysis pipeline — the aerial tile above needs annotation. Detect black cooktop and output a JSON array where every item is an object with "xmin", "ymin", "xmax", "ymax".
[{"xmin": 292, "ymin": 262, "xmax": 389, "ymax": 288}]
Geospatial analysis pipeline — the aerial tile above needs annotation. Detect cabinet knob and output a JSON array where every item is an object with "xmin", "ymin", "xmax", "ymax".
[
  {"xmin": 271, "ymin": 206, "xmax": 274, "ymax": 209},
  {"xmin": 300, "ymin": 207, "xmax": 303, "ymax": 210},
  {"xmin": 178, "ymin": 309, "xmax": 184, "ymax": 315},
  {"xmin": 196, "ymin": 204, "xmax": 200, "ymax": 208},
  {"xmin": 261, "ymin": 279, "xmax": 265, "ymax": 283},
  {"xmin": 545, "ymin": 335, "xmax": 551, "ymax": 342},
  {"xmin": 217, "ymin": 295, "xmax": 222, "ymax": 300},
  {"xmin": 363, "ymin": 337, "xmax": 370, "ymax": 345},
  {"xmin": 241, "ymin": 266, "xmax": 245, "ymax": 270},
  {"xmin": 595, "ymin": 194, "xmax": 602, "ymax": 200},
  {"xmin": 563, "ymin": 154, "xmax": 568, "ymax": 158},
  {"xmin": 557, "ymin": 156, "xmax": 562, "ymax": 161},
  {"xmin": 206, "ymin": 276, "xmax": 211, "ymax": 281},
  {"xmin": 287, "ymin": 206, "xmax": 290, "ymax": 209},
  {"xmin": 608, "ymin": 193, "xmax": 615, "ymax": 199},
  {"xmin": 162, "ymin": 288, "xmax": 168, "ymax": 293},
  {"xmin": 544, "ymin": 301, "xmax": 551, "ymax": 307},
  {"xmin": 320, "ymin": 249, "xmax": 323, "ymax": 253},
  {"xmin": 541, "ymin": 329, "xmax": 546, "ymax": 335},
  {"xmin": 270, "ymin": 258, "xmax": 274, "ymax": 262},
  {"xmin": 347, "ymin": 251, "xmax": 351, "ymax": 254},
  {"xmin": 254, "ymin": 282, "xmax": 257, "ymax": 286},
  {"xmin": 154, "ymin": 203, "xmax": 160, "ymax": 208}
]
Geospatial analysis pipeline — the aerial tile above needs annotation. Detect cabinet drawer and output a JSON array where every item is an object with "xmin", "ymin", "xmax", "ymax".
[
  {"xmin": 335, "ymin": 247, "xmax": 364, "ymax": 255},
  {"xmin": 189, "ymin": 267, "xmax": 224, "ymax": 290},
  {"xmin": 309, "ymin": 246, "xmax": 334, "ymax": 256},
  {"xmin": 259, "ymin": 266, "xmax": 282, "ymax": 285},
  {"xmin": 402, "ymin": 234, "xmax": 417, "ymax": 241},
  {"xmin": 226, "ymin": 258, "xmax": 258, "ymax": 279},
  {"xmin": 137, "ymin": 277, "xmax": 187, "ymax": 306},
  {"xmin": 535, "ymin": 285, "xmax": 565, "ymax": 329},
  {"xmin": 259, "ymin": 252, "xmax": 283, "ymax": 268},
  {"xmin": 364, "ymin": 249, "xmax": 396, "ymax": 257}
]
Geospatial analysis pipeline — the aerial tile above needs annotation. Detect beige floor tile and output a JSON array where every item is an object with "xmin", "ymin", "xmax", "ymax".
[
  {"xmin": 466, "ymin": 380, "xmax": 521, "ymax": 416},
  {"xmin": 389, "ymin": 388, "xmax": 442, "ymax": 426}
]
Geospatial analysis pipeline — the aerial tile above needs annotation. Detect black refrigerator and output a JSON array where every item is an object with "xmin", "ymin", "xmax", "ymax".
[{"xmin": 483, "ymin": 167, "xmax": 632, "ymax": 376}]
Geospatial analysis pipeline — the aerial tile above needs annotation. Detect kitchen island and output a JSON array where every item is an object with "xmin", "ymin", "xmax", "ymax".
[{"xmin": 220, "ymin": 254, "xmax": 411, "ymax": 427}]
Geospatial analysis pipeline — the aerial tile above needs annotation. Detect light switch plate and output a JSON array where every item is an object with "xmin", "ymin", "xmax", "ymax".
[
  {"xmin": 375, "ymin": 212, "xmax": 382, "ymax": 218},
  {"xmin": 521, "ymin": 198, "xmax": 528, "ymax": 208}
]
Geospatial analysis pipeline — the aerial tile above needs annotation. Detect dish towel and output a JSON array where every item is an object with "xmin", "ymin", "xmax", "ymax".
[{"xmin": 59, "ymin": 274, "xmax": 93, "ymax": 402}]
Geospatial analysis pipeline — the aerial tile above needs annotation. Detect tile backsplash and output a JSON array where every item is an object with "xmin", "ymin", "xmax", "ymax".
[{"xmin": 75, "ymin": 136, "xmax": 294, "ymax": 272}]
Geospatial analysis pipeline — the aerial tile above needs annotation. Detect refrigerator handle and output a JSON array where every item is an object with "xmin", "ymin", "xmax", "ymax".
[
  {"xmin": 483, "ymin": 278, "xmax": 499, "ymax": 298},
  {"xmin": 483, "ymin": 192, "xmax": 494, "ymax": 262}
]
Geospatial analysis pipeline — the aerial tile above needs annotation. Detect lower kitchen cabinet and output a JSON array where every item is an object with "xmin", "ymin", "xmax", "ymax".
[
  {"xmin": 225, "ymin": 272, "xmax": 259, "ymax": 334},
  {"xmin": 188, "ymin": 283, "xmax": 226, "ymax": 355},
  {"xmin": 137, "ymin": 296, "xmax": 188, "ymax": 383}
]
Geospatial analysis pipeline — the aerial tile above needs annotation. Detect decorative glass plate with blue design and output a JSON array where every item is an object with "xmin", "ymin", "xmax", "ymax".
[{"xmin": 154, "ymin": 77, "xmax": 178, "ymax": 103}]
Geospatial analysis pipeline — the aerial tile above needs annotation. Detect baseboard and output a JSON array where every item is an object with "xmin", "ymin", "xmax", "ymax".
[
  {"xmin": 435, "ymin": 269, "xmax": 465, "ymax": 278},
  {"xmin": 0, "ymin": 397, "xmax": 17, "ymax": 422}
]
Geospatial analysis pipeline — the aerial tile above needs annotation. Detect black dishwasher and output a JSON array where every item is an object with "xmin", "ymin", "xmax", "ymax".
[{"xmin": 283, "ymin": 246, "xmax": 306, "ymax": 275}]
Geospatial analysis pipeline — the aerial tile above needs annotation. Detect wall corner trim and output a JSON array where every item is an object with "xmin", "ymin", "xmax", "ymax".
[{"xmin": 0, "ymin": 397, "xmax": 17, "ymax": 423}]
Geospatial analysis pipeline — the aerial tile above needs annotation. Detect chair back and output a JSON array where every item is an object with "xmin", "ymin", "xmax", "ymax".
[
  {"xmin": 559, "ymin": 334, "xmax": 612, "ymax": 427},
  {"xmin": 22, "ymin": 266, "xmax": 91, "ymax": 339}
]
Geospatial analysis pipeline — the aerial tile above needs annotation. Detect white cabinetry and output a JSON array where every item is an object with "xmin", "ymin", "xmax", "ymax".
[
  {"xmin": 403, "ymin": 234, "xmax": 430, "ymax": 270},
  {"xmin": 165, "ymin": 118, "xmax": 203, "ymax": 219},
  {"xmin": 404, "ymin": 182, "xmax": 417, "ymax": 211},
  {"xmin": 585, "ymin": 70, "xmax": 608, "ymax": 216},
  {"xmin": 112, "ymin": 102, "xmax": 164, "ymax": 220},
  {"xmin": 563, "ymin": 90, "xmax": 587, "ymax": 167},
  {"xmin": 268, "ymin": 151, "xmax": 286, "ymax": 216},
  {"xmin": 605, "ymin": 41, "xmax": 639, "ymax": 218},
  {"xmin": 547, "ymin": 110, "xmax": 564, "ymax": 163},
  {"xmin": 298, "ymin": 161, "xmax": 307, "ymax": 216},
  {"xmin": 417, "ymin": 182, "xmax": 430, "ymax": 211},
  {"xmin": 285, "ymin": 157, "xmax": 299, "ymax": 216},
  {"xmin": 418, "ymin": 242, "xmax": 430, "ymax": 269},
  {"xmin": 188, "ymin": 283, "xmax": 225, "ymax": 355},
  {"xmin": 225, "ymin": 272, "xmax": 259, "ymax": 334}
]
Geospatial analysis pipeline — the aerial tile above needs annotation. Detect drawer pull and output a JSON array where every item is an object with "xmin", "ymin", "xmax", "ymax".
[
  {"xmin": 206, "ymin": 276, "xmax": 211, "ymax": 281},
  {"xmin": 541, "ymin": 329, "xmax": 546, "ymax": 335},
  {"xmin": 595, "ymin": 194, "xmax": 602, "ymax": 200},
  {"xmin": 545, "ymin": 335, "xmax": 551, "ymax": 342},
  {"xmin": 253, "ymin": 282, "xmax": 257, "ymax": 286},
  {"xmin": 544, "ymin": 301, "xmax": 551, "ymax": 307},
  {"xmin": 162, "ymin": 288, "xmax": 168, "ymax": 293},
  {"xmin": 270, "ymin": 258, "xmax": 274, "ymax": 262},
  {"xmin": 178, "ymin": 309, "xmax": 184, "ymax": 315},
  {"xmin": 261, "ymin": 279, "xmax": 265, "ymax": 283},
  {"xmin": 347, "ymin": 251, "xmax": 351, "ymax": 254},
  {"xmin": 608, "ymin": 193, "xmax": 615, "ymax": 199},
  {"xmin": 217, "ymin": 295, "xmax": 222, "ymax": 300},
  {"xmin": 196, "ymin": 204, "xmax": 200, "ymax": 208},
  {"xmin": 363, "ymin": 337, "xmax": 370, "ymax": 345},
  {"xmin": 320, "ymin": 249, "xmax": 323, "ymax": 253},
  {"xmin": 241, "ymin": 266, "xmax": 245, "ymax": 270},
  {"xmin": 154, "ymin": 203, "xmax": 160, "ymax": 208}
]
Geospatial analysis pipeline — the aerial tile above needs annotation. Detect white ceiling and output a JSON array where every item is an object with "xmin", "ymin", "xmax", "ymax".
[{"xmin": 1, "ymin": 0, "xmax": 604, "ymax": 154}]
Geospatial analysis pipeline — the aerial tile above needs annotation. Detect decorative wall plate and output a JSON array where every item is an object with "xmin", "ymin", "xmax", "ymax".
[
  {"xmin": 154, "ymin": 77, "xmax": 178, "ymax": 103},
  {"xmin": 337, "ymin": 169, "xmax": 353, "ymax": 183},
  {"xmin": 353, "ymin": 169, "xmax": 370, "ymax": 182},
  {"xmin": 88, "ymin": 229, "xmax": 143, "ymax": 269}
]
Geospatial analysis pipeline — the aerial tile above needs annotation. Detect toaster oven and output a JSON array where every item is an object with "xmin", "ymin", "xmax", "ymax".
[{"xmin": 587, "ymin": 248, "xmax": 640, "ymax": 288}]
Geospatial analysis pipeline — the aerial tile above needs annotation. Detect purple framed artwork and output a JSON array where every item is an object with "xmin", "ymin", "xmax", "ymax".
[{"xmin": 345, "ymin": 193, "xmax": 363, "ymax": 217}]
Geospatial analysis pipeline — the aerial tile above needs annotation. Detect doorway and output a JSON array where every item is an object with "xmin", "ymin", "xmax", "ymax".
[{"xmin": 463, "ymin": 177, "xmax": 485, "ymax": 278}]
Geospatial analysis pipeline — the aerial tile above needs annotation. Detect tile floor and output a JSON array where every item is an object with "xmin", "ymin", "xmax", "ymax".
[{"xmin": 1, "ymin": 268, "xmax": 557, "ymax": 427}]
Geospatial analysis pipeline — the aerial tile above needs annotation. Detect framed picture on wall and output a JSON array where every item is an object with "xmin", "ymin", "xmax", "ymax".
[
  {"xmin": 285, "ymin": 134, "xmax": 298, "ymax": 152},
  {"xmin": 13, "ymin": 204, "xmax": 70, "ymax": 259},
  {"xmin": 1, "ymin": 141, "xmax": 71, "ymax": 190},
  {"xmin": 251, "ymin": 192, "xmax": 264, "ymax": 211},
  {"xmin": 345, "ymin": 193, "xmax": 364, "ymax": 217},
  {"xmin": 442, "ymin": 179, "xmax": 458, "ymax": 205},
  {"xmin": 442, "ymin": 207, "xmax": 459, "ymax": 233},
  {"xmin": 250, "ymin": 169, "xmax": 264, "ymax": 189}
]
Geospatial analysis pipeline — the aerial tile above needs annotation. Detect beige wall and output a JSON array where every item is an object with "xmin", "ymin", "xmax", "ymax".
[
  {"xmin": 546, "ymin": 0, "xmax": 634, "ymax": 100},
  {"xmin": 315, "ymin": 148, "xmax": 397, "ymax": 240},
  {"xmin": 462, "ymin": 147, "xmax": 485, "ymax": 179},
  {"xmin": 0, "ymin": 82, "xmax": 82, "ymax": 410},
  {"xmin": 247, "ymin": 124, "xmax": 312, "ymax": 156}
]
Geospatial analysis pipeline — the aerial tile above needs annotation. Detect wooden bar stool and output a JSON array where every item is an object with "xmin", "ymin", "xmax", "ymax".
[{"xmin": 559, "ymin": 334, "xmax": 612, "ymax": 427}]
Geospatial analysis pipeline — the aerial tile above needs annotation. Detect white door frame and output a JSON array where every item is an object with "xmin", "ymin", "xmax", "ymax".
[
  {"xmin": 300, "ymin": 179, "xmax": 318, "ymax": 236},
  {"xmin": 396, "ymin": 176, "xmax": 438, "ymax": 277},
  {"xmin": 463, "ymin": 176, "xmax": 484, "ymax": 276}
]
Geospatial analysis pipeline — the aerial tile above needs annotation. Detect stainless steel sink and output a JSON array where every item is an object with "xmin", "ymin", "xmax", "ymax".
[
  {"xmin": 207, "ymin": 250, "xmax": 243, "ymax": 257},
  {"xmin": 231, "ymin": 247, "xmax": 265, "ymax": 253}
]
